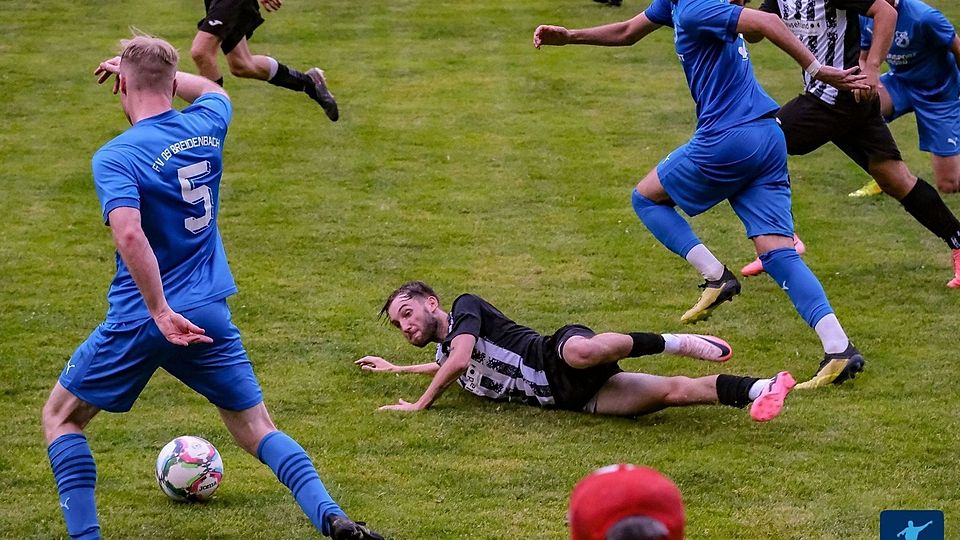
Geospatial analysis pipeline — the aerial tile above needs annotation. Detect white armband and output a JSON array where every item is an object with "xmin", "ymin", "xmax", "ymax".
[{"xmin": 804, "ymin": 59, "xmax": 822, "ymax": 78}]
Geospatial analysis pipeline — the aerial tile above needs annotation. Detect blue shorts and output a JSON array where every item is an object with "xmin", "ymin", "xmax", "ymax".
[
  {"xmin": 60, "ymin": 300, "xmax": 263, "ymax": 413},
  {"xmin": 656, "ymin": 118, "xmax": 794, "ymax": 239},
  {"xmin": 883, "ymin": 73, "xmax": 960, "ymax": 157}
]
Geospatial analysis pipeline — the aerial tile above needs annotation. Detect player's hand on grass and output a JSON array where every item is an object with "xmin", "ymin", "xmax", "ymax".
[
  {"xmin": 259, "ymin": 0, "xmax": 282, "ymax": 12},
  {"xmin": 534, "ymin": 25, "xmax": 571, "ymax": 49},
  {"xmin": 378, "ymin": 399, "xmax": 424, "ymax": 412},
  {"xmin": 813, "ymin": 65, "xmax": 869, "ymax": 93},
  {"xmin": 154, "ymin": 310, "xmax": 213, "ymax": 347},
  {"xmin": 95, "ymin": 56, "xmax": 122, "ymax": 95},
  {"xmin": 355, "ymin": 356, "xmax": 397, "ymax": 373}
]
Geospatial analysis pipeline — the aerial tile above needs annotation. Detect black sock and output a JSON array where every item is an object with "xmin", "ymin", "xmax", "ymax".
[
  {"xmin": 627, "ymin": 333, "xmax": 665, "ymax": 357},
  {"xmin": 716, "ymin": 375, "xmax": 759, "ymax": 408},
  {"xmin": 268, "ymin": 63, "xmax": 309, "ymax": 93},
  {"xmin": 215, "ymin": 77, "xmax": 224, "ymax": 87},
  {"xmin": 899, "ymin": 178, "xmax": 960, "ymax": 249}
]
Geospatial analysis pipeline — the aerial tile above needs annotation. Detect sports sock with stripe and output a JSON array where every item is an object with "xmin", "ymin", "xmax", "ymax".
[
  {"xmin": 257, "ymin": 431, "xmax": 345, "ymax": 535},
  {"xmin": 48, "ymin": 433, "xmax": 100, "ymax": 540}
]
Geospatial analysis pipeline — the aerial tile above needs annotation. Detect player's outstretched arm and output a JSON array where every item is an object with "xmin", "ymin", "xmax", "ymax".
[
  {"xmin": 108, "ymin": 207, "xmax": 213, "ymax": 347},
  {"xmin": 355, "ymin": 356, "xmax": 441, "ymax": 376},
  {"xmin": 534, "ymin": 13, "xmax": 661, "ymax": 49},
  {"xmin": 737, "ymin": 10, "xmax": 870, "ymax": 92},
  {"xmin": 174, "ymin": 72, "xmax": 228, "ymax": 104},
  {"xmin": 378, "ymin": 334, "xmax": 476, "ymax": 412}
]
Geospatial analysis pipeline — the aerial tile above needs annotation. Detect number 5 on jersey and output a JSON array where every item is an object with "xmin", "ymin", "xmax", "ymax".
[{"xmin": 177, "ymin": 161, "xmax": 213, "ymax": 234}]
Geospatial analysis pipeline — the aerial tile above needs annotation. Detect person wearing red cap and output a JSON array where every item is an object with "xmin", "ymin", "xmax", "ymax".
[{"xmin": 569, "ymin": 464, "xmax": 684, "ymax": 540}]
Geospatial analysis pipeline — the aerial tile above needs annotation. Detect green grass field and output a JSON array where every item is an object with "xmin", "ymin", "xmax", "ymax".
[{"xmin": 2, "ymin": 0, "xmax": 959, "ymax": 538}]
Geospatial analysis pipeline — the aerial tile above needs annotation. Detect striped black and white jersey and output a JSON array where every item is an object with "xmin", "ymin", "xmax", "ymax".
[
  {"xmin": 760, "ymin": 0, "xmax": 877, "ymax": 104},
  {"xmin": 435, "ymin": 294, "xmax": 555, "ymax": 407}
]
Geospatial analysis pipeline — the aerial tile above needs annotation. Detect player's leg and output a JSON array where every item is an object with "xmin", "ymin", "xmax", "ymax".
[
  {"xmin": 849, "ymin": 77, "xmax": 901, "ymax": 197},
  {"xmin": 168, "ymin": 301, "xmax": 382, "ymax": 539},
  {"xmin": 225, "ymin": 38, "xmax": 339, "ymax": 121},
  {"xmin": 912, "ymin": 92, "xmax": 960, "ymax": 194},
  {"xmin": 559, "ymin": 331, "xmax": 732, "ymax": 369},
  {"xmin": 42, "ymin": 384, "xmax": 102, "ymax": 540},
  {"xmin": 631, "ymin": 153, "xmax": 740, "ymax": 324},
  {"xmin": 218, "ymin": 405, "xmax": 380, "ymax": 539},
  {"xmin": 730, "ymin": 120, "xmax": 864, "ymax": 388},
  {"xmin": 932, "ymin": 154, "xmax": 960, "ymax": 194},
  {"xmin": 191, "ymin": 31, "xmax": 225, "ymax": 85},
  {"xmin": 42, "ymin": 320, "xmax": 166, "ymax": 540},
  {"xmin": 585, "ymin": 371, "xmax": 795, "ymax": 422}
]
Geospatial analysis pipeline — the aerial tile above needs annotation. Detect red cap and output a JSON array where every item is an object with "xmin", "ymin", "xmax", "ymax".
[{"xmin": 569, "ymin": 464, "xmax": 684, "ymax": 540}]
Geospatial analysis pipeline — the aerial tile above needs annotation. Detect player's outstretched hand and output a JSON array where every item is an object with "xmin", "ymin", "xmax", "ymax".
[
  {"xmin": 94, "ymin": 56, "xmax": 122, "ymax": 95},
  {"xmin": 355, "ymin": 356, "xmax": 396, "ymax": 373},
  {"xmin": 154, "ymin": 310, "xmax": 213, "ymax": 347},
  {"xmin": 813, "ymin": 65, "xmax": 869, "ymax": 93},
  {"xmin": 378, "ymin": 398, "xmax": 424, "ymax": 412},
  {"xmin": 259, "ymin": 0, "xmax": 282, "ymax": 12},
  {"xmin": 534, "ymin": 25, "xmax": 571, "ymax": 49}
]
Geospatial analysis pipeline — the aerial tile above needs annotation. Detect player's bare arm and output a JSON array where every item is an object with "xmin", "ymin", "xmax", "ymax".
[
  {"xmin": 858, "ymin": 0, "xmax": 899, "ymax": 100},
  {"xmin": 534, "ymin": 13, "xmax": 661, "ymax": 49},
  {"xmin": 94, "ymin": 55, "xmax": 227, "ymax": 103},
  {"xmin": 737, "ymin": 9, "xmax": 869, "ymax": 91},
  {"xmin": 108, "ymin": 207, "xmax": 212, "ymax": 347},
  {"xmin": 378, "ymin": 333, "xmax": 476, "ymax": 412},
  {"xmin": 355, "ymin": 356, "xmax": 441, "ymax": 375},
  {"xmin": 174, "ymin": 72, "xmax": 228, "ymax": 103}
]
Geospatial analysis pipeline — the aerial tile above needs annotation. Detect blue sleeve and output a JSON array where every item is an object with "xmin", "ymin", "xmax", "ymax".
[
  {"xmin": 182, "ymin": 92, "xmax": 233, "ymax": 131},
  {"xmin": 925, "ymin": 9, "xmax": 956, "ymax": 49},
  {"xmin": 644, "ymin": 0, "xmax": 673, "ymax": 27},
  {"xmin": 92, "ymin": 147, "xmax": 139, "ymax": 225},
  {"xmin": 678, "ymin": 0, "xmax": 743, "ymax": 43},
  {"xmin": 860, "ymin": 16, "xmax": 874, "ymax": 49}
]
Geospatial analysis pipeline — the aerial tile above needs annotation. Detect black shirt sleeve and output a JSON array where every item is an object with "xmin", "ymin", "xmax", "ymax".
[
  {"xmin": 759, "ymin": 0, "xmax": 781, "ymax": 16},
  {"xmin": 447, "ymin": 294, "xmax": 483, "ymax": 341},
  {"xmin": 831, "ymin": 0, "xmax": 878, "ymax": 16}
]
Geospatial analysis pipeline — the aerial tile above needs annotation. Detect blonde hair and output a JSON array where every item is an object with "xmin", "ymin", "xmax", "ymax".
[{"xmin": 119, "ymin": 34, "xmax": 179, "ymax": 92}]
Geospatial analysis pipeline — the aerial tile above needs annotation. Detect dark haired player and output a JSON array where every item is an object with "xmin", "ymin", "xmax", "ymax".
[
  {"xmin": 190, "ymin": 0, "xmax": 339, "ymax": 121},
  {"xmin": 532, "ymin": 0, "xmax": 868, "ymax": 388},
  {"xmin": 738, "ymin": 0, "xmax": 960, "ymax": 288},
  {"xmin": 357, "ymin": 281, "xmax": 796, "ymax": 422}
]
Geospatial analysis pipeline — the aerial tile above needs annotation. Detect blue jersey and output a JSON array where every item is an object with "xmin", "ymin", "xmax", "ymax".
[
  {"xmin": 645, "ymin": 0, "xmax": 779, "ymax": 136},
  {"xmin": 861, "ymin": 0, "xmax": 960, "ymax": 98},
  {"xmin": 92, "ymin": 93, "xmax": 237, "ymax": 323}
]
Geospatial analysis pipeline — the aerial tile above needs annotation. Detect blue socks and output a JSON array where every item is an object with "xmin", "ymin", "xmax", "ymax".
[
  {"xmin": 48, "ymin": 434, "xmax": 100, "ymax": 540},
  {"xmin": 631, "ymin": 189, "xmax": 701, "ymax": 257},
  {"xmin": 257, "ymin": 431, "xmax": 345, "ymax": 535},
  {"xmin": 760, "ymin": 247, "xmax": 834, "ymax": 327}
]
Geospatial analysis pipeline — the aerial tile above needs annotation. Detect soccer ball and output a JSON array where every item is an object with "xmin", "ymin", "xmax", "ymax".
[{"xmin": 155, "ymin": 435, "xmax": 224, "ymax": 502}]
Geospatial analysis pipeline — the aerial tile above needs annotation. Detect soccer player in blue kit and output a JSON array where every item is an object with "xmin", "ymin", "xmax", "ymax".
[
  {"xmin": 533, "ymin": 0, "xmax": 871, "ymax": 388},
  {"xmin": 40, "ymin": 36, "xmax": 382, "ymax": 540},
  {"xmin": 851, "ymin": 0, "xmax": 960, "ymax": 198}
]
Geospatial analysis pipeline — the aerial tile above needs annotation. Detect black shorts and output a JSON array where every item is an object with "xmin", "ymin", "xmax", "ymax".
[
  {"xmin": 541, "ymin": 324, "xmax": 622, "ymax": 411},
  {"xmin": 777, "ymin": 92, "xmax": 903, "ymax": 171},
  {"xmin": 197, "ymin": 0, "xmax": 265, "ymax": 54}
]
